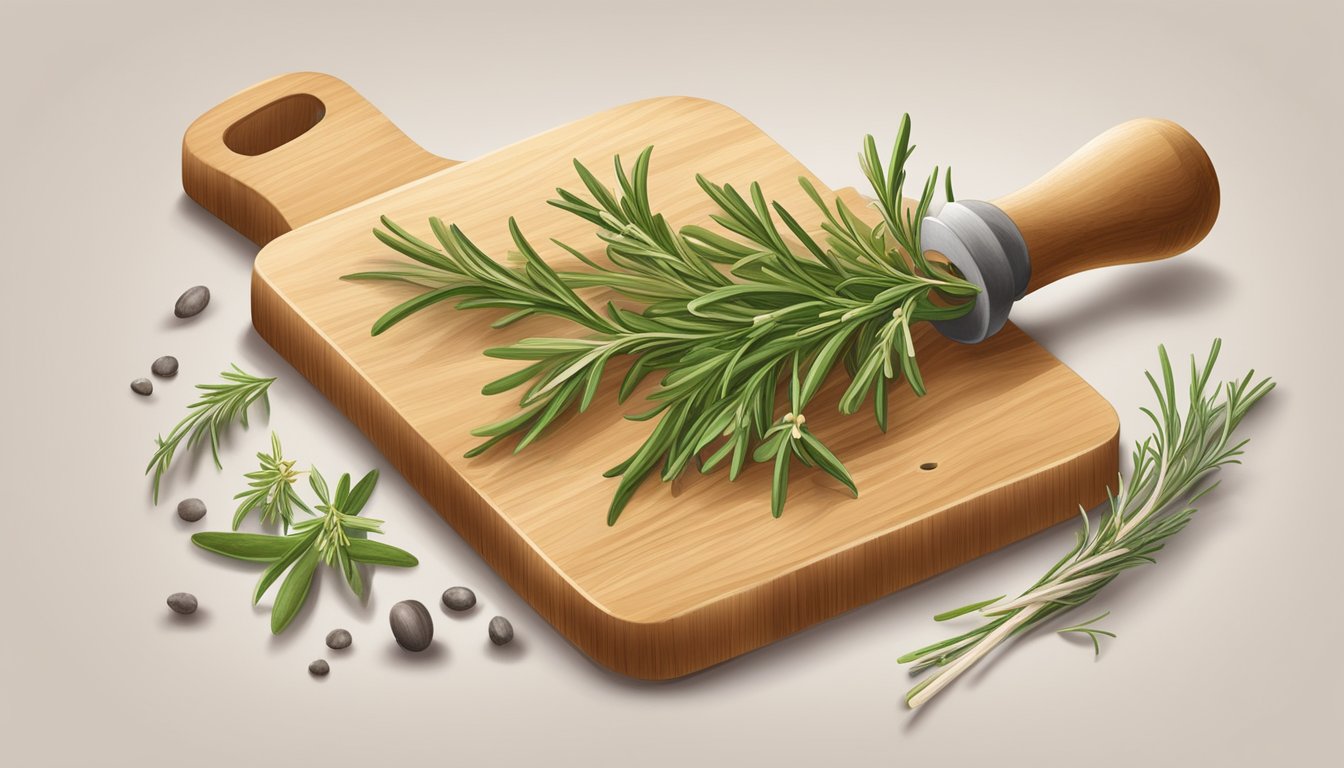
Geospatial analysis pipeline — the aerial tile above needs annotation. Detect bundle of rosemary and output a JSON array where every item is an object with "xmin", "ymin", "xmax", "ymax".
[{"xmin": 347, "ymin": 116, "xmax": 978, "ymax": 523}]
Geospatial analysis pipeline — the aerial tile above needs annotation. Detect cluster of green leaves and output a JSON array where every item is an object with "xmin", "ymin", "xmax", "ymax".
[
  {"xmin": 345, "ymin": 115, "xmax": 978, "ymax": 524},
  {"xmin": 192, "ymin": 465, "xmax": 418, "ymax": 634},
  {"xmin": 232, "ymin": 432, "xmax": 311, "ymax": 531},
  {"xmin": 145, "ymin": 364, "xmax": 274, "ymax": 503},
  {"xmin": 897, "ymin": 340, "xmax": 1273, "ymax": 708}
]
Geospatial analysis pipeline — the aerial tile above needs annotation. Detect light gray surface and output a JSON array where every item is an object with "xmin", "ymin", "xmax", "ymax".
[{"xmin": 1, "ymin": 0, "xmax": 1339, "ymax": 765}]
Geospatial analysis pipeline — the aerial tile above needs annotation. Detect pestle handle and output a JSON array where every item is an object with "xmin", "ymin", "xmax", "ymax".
[{"xmin": 991, "ymin": 118, "xmax": 1220, "ymax": 294}]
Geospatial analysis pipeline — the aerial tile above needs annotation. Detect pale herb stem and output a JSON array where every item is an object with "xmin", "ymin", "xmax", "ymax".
[
  {"xmin": 1055, "ymin": 548, "xmax": 1131, "ymax": 579},
  {"xmin": 1115, "ymin": 456, "xmax": 1169, "ymax": 540},
  {"xmin": 908, "ymin": 605, "xmax": 1045, "ymax": 709},
  {"xmin": 982, "ymin": 574, "xmax": 1111, "ymax": 616},
  {"xmin": 899, "ymin": 341, "xmax": 1273, "ymax": 708}
]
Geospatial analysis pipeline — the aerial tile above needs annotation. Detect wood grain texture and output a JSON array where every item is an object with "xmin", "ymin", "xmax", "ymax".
[
  {"xmin": 183, "ymin": 72, "xmax": 457, "ymax": 246},
  {"xmin": 993, "ymin": 118, "xmax": 1220, "ymax": 293},
  {"xmin": 191, "ymin": 83, "xmax": 1119, "ymax": 679}
]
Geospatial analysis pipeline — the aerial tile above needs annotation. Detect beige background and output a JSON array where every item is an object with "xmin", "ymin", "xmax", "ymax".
[{"xmin": 1, "ymin": 0, "xmax": 1339, "ymax": 765}]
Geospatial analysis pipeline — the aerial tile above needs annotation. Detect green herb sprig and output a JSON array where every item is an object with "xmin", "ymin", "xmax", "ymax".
[
  {"xmin": 898, "ymin": 341, "xmax": 1273, "ymax": 708},
  {"xmin": 231, "ymin": 432, "xmax": 311, "ymax": 532},
  {"xmin": 346, "ymin": 116, "xmax": 978, "ymax": 524},
  {"xmin": 145, "ymin": 364, "xmax": 274, "ymax": 503},
  {"xmin": 193, "ymin": 465, "xmax": 418, "ymax": 633}
]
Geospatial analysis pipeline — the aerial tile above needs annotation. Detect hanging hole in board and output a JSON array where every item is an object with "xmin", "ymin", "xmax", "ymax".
[
  {"xmin": 919, "ymin": 462, "xmax": 938, "ymax": 471},
  {"xmin": 224, "ymin": 93, "xmax": 326, "ymax": 156}
]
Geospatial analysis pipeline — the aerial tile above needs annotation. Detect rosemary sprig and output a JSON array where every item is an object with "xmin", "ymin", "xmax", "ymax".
[
  {"xmin": 346, "ymin": 116, "xmax": 978, "ymax": 523},
  {"xmin": 898, "ymin": 340, "xmax": 1273, "ymax": 708},
  {"xmin": 193, "ymin": 464, "xmax": 418, "ymax": 633},
  {"xmin": 145, "ymin": 364, "xmax": 274, "ymax": 503},
  {"xmin": 231, "ymin": 432, "xmax": 311, "ymax": 532}
]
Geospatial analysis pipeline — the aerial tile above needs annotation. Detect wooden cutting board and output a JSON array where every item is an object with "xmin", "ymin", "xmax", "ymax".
[{"xmin": 184, "ymin": 72, "xmax": 1124, "ymax": 679}]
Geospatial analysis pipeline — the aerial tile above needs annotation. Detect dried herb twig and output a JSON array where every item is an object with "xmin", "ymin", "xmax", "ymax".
[
  {"xmin": 145, "ymin": 364, "xmax": 274, "ymax": 503},
  {"xmin": 898, "ymin": 340, "xmax": 1273, "ymax": 708}
]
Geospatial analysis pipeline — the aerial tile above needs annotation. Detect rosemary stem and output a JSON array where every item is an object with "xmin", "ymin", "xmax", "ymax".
[
  {"xmin": 982, "ymin": 574, "xmax": 1110, "ymax": 616},
  {"xmin": 1116, "ymin": 455, "xmax": 1169, "ymax": 540},
  {"xmin": 905, "ymin": 631, "xmax": 985, "ymax": 667},
  {"xmin": 908, "ymin": 604, "xmax": 1045, "ymax": 709},
  {"xmin": 1056, "ymin": 548, "xmax": 1131, "ymax": 580}
]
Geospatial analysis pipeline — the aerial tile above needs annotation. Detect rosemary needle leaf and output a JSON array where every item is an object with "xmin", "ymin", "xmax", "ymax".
[
  {"xmin": 270, "ymin": 545, "xmax": 320, "ymax": 634},
  {"xmin": 799, "ymin": 431, "xmax": 857, "ymax": 496},
  {"xmin": 252, "ymin": 539, "xmax": 313, "ymax": 605},
  {"xmin": 334, "ymin": 473, "xmax": 352, "ymax": 508},
  {"xmin": 346, "ymin": 539, "xmax": 420, "ymax": 567},
  {"xmin": 189, "ymin": 532, "xmax": 298, "ymax": 562},
  {"xmin": 770, "ymin": 437, "xmax": 791, "ymax": 518},
  {"xmin": 309, "ymin": 466, "xmax": 330, "ymax": 506},
  {"xmin": 899, "ymin": 341, "xmax": 1273, "ymax": 709},
  {"xmin": 370, "ymin": 286, "xmax": 462, "ymax": 336},
  {"xmin": 932, "ymin": 595, "xmax": 1006, "ymax": 622},
  {"xmin": 482, "ymin": 361, "xmax": 550, "ymax": 396},
  {"xmin": 1057, "ymin": 612, "xmax": 1117, "ymax": 655},
  {"xmin": 339, "ymin": 547, "xmax": 363, "ymax": 598},
  {"xmin": 344, "ymin": 469, "xmax": 379, "ymax": 516}
]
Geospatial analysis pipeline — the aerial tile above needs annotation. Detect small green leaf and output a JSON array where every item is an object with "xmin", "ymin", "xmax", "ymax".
[
  {"xmin": 231, "ymin": 489, "xmax": 265, "ymax": 531},
  {"xmin": 800, "ymin": 326, "xmax": 853, "ymax": 405},
  {"xmin": 344, "ymin": 469, "xmax": 379, "ymax": 516},
  {"xmin": 334, "ymin": 473, "xmax": 352, "ymax": 508},
  {"xmin": 345, "ymin": 539, "xmax": 419, "ymax": 567},
  {"xmin": 191, "ymin": 532, "xmax": 299, "ymax": 562},
  {"xmin": 482, "ymin": 361, "xmax": 548, "ymax": 396},
  {"xmin": 253, "ymin": 537, "xmax": 314, "ymax": 604},
  {"xmin": 1057, "ymin": 611, "xmax": 1116, "ymax": 655},
  {"xmin": 309, "ymin": 466, "xmax": 330, "ymax": 505},
  {"xmin": 932, "ymin": 595, "xmax": 1005, "ymax": 621},
  {"xmin": 770, "ymin": 436, "xmax": 791, "ymax": 518},
  {"xmin": 270, "ymin": 545, "xmax": 320, "ymax": 634},
  {"xmin": 370, "ymin": 285, "xmax": 461, "ymax": 336},
  {"xmin": 752, "ymin": 430, "xmax": 786, "ymax": 462},
  {"xmin": 799, "ymin": 432, "xmax": 857, "ymax": 496},
  {"xmin": 338, "ymin": 547, "xmax": 364, "ymax": 599}
]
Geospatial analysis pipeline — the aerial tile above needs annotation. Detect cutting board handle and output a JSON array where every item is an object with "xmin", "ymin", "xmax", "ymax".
[
  {"xmin": 182, "ymin": 72, "xmax": 457, "ymax": 246},
  {"xmin": 991, "ymin": 118, "xmax": 1219, "ymax": 293}
]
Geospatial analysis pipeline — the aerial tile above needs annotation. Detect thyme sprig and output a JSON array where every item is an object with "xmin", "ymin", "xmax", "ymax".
[
  {"xmin": 346, "ymin": 116, "xmax": 978, "ymax": 523},
  {"xmin": 193, "ymin": 464, "xmax": 418, "ymax": 634},
  {"xmin": 898, "ymin": 340, "xmax": 1273, "ymax": 708},
  {"xmin": 145, "ymin": 364, "xmax": 274, "ymax": 503},
  {"xmin": 231, "ymin": 432, "xmax": 311, "ymax": 532}
]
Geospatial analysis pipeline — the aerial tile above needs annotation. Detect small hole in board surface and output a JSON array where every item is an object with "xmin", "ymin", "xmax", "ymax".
[
  {"xmin": 919, "ymin": 462, "xmax": 938, "ymax": 471},
  {"xmin": 223, "ymin": 93, "xmax": 325, "ymax": 156}
]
